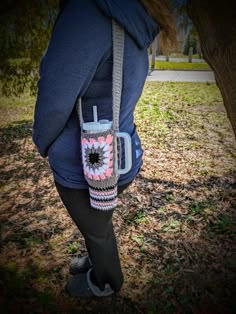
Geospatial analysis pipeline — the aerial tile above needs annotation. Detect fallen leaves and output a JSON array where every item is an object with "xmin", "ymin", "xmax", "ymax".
[{"xmin": 0, "ymin": 82, "xmax": 236, "ymax": 313}]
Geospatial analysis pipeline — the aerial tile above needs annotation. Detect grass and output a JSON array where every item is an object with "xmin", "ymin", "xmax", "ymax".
[
  {"xmin": 0, "ymin": 81, "xmax": 236, "ymax": 313},
  {"xmin": 0, "ymin": 82, "xmax": 34, "ymax": 125},
  {"xmin": 208, "ymin": 213, "xmax": 236, "ymax": 234},
  {"xmin": 153, "ymin": 60, "xmax": 210, "ymax": 70},
  {"xmin": 66, "ymin": 241, "xmax": 81, "ymax": 254}
]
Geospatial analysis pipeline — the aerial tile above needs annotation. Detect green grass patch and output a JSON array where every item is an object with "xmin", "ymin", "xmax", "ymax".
[
  {"xmin": 153, "ymin": 60, "xmax": 210, "ymax": 71},
  {"xmin": 66, "ymin": 241, "xmax": 81, "ymax": 254},
  {"xmin": 135, "ymin": 82, "xmax": 222, "ymax": 146},
  {"xmin": 187, "ymin": 199, "xmax": 216, "ymax": 221},
  {"xmin": 0, "ymin": 82, "xmax": 34, "ymax": 126},
  {"xmin": 161, "ymin": 219, "xmax": 181, "ymax": 233},
  {"xmin": 137, "ymin": 82, "xmax": 221, "ymax": 111},
  {"xmin": 25, "ymin": 235, "xmax": 43, "ymax": 247},
  {"xmin": 134, "ymin": 211, "xmax": 149, "ymax": 224},
  {"xmin": 208, "ymin": 213, "xmax": 236, "ymax": 235}
]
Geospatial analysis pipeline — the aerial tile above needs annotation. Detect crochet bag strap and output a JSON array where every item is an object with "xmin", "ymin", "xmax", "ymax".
[{"xmin": 78, "ymin": 19, "xmax": 124, "ymax": 130}]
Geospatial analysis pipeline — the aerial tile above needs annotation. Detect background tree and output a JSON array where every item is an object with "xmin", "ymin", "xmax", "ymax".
[
  {"xmin": 151, "ymin": 36, "xmax": 158, "ymax": 70},
  {"xmin": 183, "ymin": 33, "xmax": 197, "ymax": 56},
  {"xmin": 173, "ymin": 0, "xmax": 191, "ymax": 53},
  {"xmin": 0, "ymin": 0, "xmax": 235, "ymax": 136},
  {"xmin": 0, "ymin": 0, "xmax": 58, "ymax": 95},
  {"xmin": 187, "ymin": 0, "xmax": 236, "ymax": 136}
]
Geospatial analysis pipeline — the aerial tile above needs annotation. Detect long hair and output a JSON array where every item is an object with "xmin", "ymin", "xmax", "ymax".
[{"xmin": 140, "ymin": 0, "xmax": 177, "ymax": 51}]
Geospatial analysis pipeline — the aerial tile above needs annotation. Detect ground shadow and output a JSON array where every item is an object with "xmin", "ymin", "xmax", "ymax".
[{"xmin": 0, "ymin": 120, "xmax": 235, "ymax": 313}]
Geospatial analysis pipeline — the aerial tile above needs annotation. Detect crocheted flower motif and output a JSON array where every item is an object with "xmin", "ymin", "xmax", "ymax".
[{"xmin": 81, "ymin": 134, "xmax": 114, "ymax": 181}]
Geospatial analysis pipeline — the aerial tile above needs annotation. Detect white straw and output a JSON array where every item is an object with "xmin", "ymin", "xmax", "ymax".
[{"xmin": 93, "ymin": 106, "xmax": 98, "ymax": 122}]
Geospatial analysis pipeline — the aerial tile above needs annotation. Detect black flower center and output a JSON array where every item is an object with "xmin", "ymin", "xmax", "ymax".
[{"xmin": 89, "ymin": 152, "xmax": 100, "ymax": 165}]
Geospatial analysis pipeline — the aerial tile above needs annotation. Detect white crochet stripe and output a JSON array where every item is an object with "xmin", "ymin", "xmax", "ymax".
[
  {"xmin": 90, "ymin": 199, "xmax": 117, "ymax": 210},
  {"xmin": 89, "ymin": 189, "xmax": 117, "ymax": 201}
]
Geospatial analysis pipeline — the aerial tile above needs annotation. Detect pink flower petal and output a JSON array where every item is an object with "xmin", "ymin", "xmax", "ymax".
[
  {"xmin": 93, "ymin": 174, "xmax": 99, "ymax": 180},
  {"xmin": 106, "ymin": 134, "xmax": 113, "ymax": 145},
  {"xmin": 98, "ymin": 137, "xmax": 105, "ymax": 144},
  {"xmin": 105, "ymin": 168, "xmax": 113, "ymax": 177},
  {"xmin": 108, "ymin": 161, "xmax": 113, "ymax": 167},
  {"xmin": 89, "ymin": 138, "xmax": 96, "ymax": 144},
  {"xmin": 82, "ymin": 138, "xmax": 88, "ymax": 144},
  {"xmin": 100, "ymin": 173, "xmax": 106, "ymax": 180},
  {"xmin": 108, "ymin": 146, "xmax": 113, "ymax": 152}
]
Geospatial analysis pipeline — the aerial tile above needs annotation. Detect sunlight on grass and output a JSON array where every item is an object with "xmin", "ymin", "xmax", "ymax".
[
  {"xmin": 0, "ymin": 88, "xmax": 34, "ymax": 126},
  {"xmin": 135, "ymin": 82, "xmax": 224, "ymax": 149},
  {"xmin": 154, "ymin": 60, "xmax": 210, "ymax": 70}
]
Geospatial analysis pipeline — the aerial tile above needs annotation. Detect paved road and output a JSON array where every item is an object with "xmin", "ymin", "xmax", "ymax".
[
  {"xmin": 154, "ymin": 56, "xmax": 206, "ymax": 63},
  {"xmin": 146, "ymin": 70, "xmax": 215, "ymax": 82}
]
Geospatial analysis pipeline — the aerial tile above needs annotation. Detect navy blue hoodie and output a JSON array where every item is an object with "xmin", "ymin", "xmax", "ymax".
[{"xmin": 33, "ymin": 0, "xmax": 159, "ymax": 188}]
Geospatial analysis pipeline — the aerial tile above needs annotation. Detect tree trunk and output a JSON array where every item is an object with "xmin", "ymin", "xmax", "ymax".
[
  {"xmin": 151, "ymin": 36, "xmax": 158, "ymax": 70},
  {"xmin": 166, "ymin": 52, "xmax": 170, "ymax": 62},
  {"xmin": 197, "ymin": 40, "xmax": 202, "ymax": 59},
  {"xmin": 188, "ymin": 47, "xmax": 193, "ymax": 63},
  {"xmin": 156, "ymin": 34, "xmax": 161, "ymax": 56},
  {"xmin": 187, "ymin": 0, "xmax": 236, "ymax": 137}
]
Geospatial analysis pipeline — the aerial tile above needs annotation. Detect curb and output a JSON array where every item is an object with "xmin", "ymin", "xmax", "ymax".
[{"xmin": 149, "ymin": 68, "xmax": 212, "ymax": 73}]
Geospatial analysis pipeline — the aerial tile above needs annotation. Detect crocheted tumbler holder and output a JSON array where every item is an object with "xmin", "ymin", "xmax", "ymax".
[
  {"xmin": 81, "ymin": 130, "xmax": 118, "ymax": 210},
  {"xmin": 78, "ymin": 20, "xmax": 124, "ymax": 211}
]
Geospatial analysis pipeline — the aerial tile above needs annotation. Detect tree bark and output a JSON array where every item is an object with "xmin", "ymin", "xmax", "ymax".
[
  {"xmin": 151, "ymin": 36, "xmax": 158, "ymax": 70},
  {"xmin": 187, "ymin": 0, "xmax": 236, "ymax": 137}
]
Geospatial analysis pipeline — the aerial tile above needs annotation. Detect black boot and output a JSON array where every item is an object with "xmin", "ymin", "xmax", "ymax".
[
  {"xmin": 69, "ymin": 255, "xmax": 92, "ymax": 275},
  {"xmin": 65, "ymin": 269, "xmax": 114, "ymax": 297}
]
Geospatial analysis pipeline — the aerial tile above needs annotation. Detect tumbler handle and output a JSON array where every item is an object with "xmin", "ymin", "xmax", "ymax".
[{"xmin": 116, "ymin": 132, "xmax": 132, "ymax": 175}]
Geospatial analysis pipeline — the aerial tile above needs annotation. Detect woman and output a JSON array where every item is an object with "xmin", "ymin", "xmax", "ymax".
[{"xmin": 33, "ymin": 0, "xmax": 176, "ymax": 297}]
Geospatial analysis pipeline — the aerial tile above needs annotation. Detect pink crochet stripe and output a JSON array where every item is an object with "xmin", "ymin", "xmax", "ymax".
[{"xmin": 90, "ymin": 199, "xmax": 117, "ymax": 207}]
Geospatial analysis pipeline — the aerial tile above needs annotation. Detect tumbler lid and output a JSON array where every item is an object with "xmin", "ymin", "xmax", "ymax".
[{"xmin": 83, "ymin": 121, "xmax": 112, "ymax": 132}]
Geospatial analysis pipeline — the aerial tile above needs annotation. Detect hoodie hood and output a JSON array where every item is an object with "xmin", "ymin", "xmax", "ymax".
[{"xmin": 95, "ymin": 0, "xmax": 160, "ymax": 48}]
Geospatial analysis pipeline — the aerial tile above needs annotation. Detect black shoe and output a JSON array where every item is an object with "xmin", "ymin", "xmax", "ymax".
[
  {"xmin": 65, "ymin": 273, "xmax": 94, "ymax": 297},
  {"xmin": 69, "ymin": 255, "xmax": 92, "ymax": 275},
  {"xmin": 65, "ymin": 269, "xmax": 114, "ymax": 298}
]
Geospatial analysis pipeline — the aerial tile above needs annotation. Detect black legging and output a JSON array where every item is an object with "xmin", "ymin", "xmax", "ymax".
[{"xmin": 55, "ymin": 181, "xmax": 130, "ymax": 292}]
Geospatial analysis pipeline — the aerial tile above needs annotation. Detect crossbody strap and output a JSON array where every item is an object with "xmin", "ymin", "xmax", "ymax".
[
  {"xmin": 77, "ymin": 19, "xmax": 124, "ymax": 131},
  {"xmin": 111, "ymin": 19, "xmax": 124, "ymax": 132}
]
